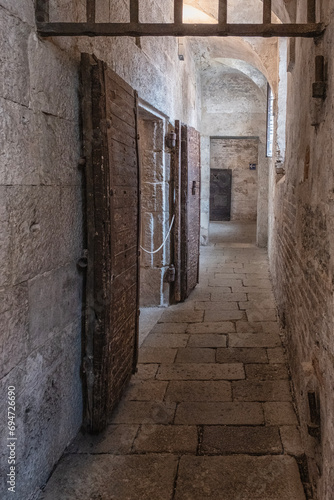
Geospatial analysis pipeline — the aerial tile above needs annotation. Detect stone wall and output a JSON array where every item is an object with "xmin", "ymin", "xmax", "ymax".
[
  {"xmin": 0, "ymin": 1, "xmax": 200, "ymax": 499},
  {"xmin": 269, "ymin": 1, "xmax": 334, "ymax": 498},
  {"xmin": 210, "ymin": 138, "xmax": 259, "ymax": 221}
]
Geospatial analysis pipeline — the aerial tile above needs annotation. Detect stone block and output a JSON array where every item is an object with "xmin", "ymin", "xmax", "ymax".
[
  {"xmin": 175, "ymin": 402, "xmax": 264, "ymax": 425},
  {"xmin": 0, "ymin": 0, "xmax": 35, "ymax": 26},
  {"xmin": 188, "ymin": 334, "xmax": 227, "ymax": 348},
  {"xmin": 236, "ymin": 321, "xmax": 280, "ymax": 334},
  {"xmin": 0, "ymin": 187, "xmax": 10, "ymax": 287},
  {"xmin": 201, "ymin": 426, "xmax": 282, "ymax": 454},
  {"xmin": 217, "ymin": 347, "xmax": 268, "ymax": 364},
  {"xmin": 138, "ymin": 347, "xmax": 177, "ymax": 364},
  {"xmin": 229, "ymin": 333, "xmax": 282, "ymax": 348},
  {"xmin": 142, "ymin": 333, "xmax": 189, "ymax": 348},
  {"xmin": 243, "ymin": 278, "xmax": 272, "ymax": 288},
  {"xmin": 187, "ymin": 322, "xmax": 235, "ymax": 334},
  {"xmin": 157, "ymin": 363, "xmax": 244, "ymax": 381},
  {"xmin": 246, "ymin": 309, "xmax": 277, "ymax": 322},
  {"xmin": 0, "ymin": 284, "xmax": 29, "ymax": 377},
  {"xmin": 245, "ymin": 363, "xmax": 289, "ymax": 380},
  {"xmin": 123, "ymin": 379, "xmax": 168, "ymax": 401},
  {"xmin": 0, "ymin": 98, "xmax": 39, "ymax": 185},
  {"xmin": 0, "ymin": 10, "xmax": 30, "ymax": 105},
  {"xmin": 67, "ymin": 425, "xmax": 139, "ymax": 455},
  {"xmin": 133, "ymin": 425, "xmax": 198, "ymax": 454},
  {"xmin": 232, "ymin": 380, "xmax": 292, "ymax": 402},
  {"xmin": 239, "ymin": 298, "xmax": 276, "ymax": 310},
  {"xmin": 135, "ymin": 364, "xmax": 159, "ymax": 380},
  {"xmin": 111, "ymin": 401, "xmax": 176, "ymax": 425},
  {"xmin": 195, "ymin": 301, "xmax": 239, "ymax": 311},
  {"xmin": 140, "ymin": 267, "xmax": 164, "ymax": 307},
  {"xmin": 210, "ymin": 291, "xmax": 247, "ymax": 302},
  {"xmin": 40, "ymin": 455, "xmax": 178, "ymax": 500},
  {"xmin": 165, "ymin": 380, "xmax": 232, "ymax": 402},
  {"xmin": 174, "ymin": 456, "xmax": 306, "ymax": 499},
  {"xmin": 264, "ymin": 403, "xmax": 298, "ymax": 426},
  {"xmin": 28, "ymin": 264, "xmax": 82, "ymax": 351},
  {"xmin": 175, "ymin": 348, "xmax": 216, "ymax": 364},
  {"xmin": 28, "ymin": 33, "xmax": 79, "ymax": 120}
]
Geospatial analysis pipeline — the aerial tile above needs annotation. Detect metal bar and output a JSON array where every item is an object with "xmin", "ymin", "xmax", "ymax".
[
  {"xmin": 218, "ymin": 0, "xmax": 227, "ymax": 24},
  {"xmin": 86, "ymin": 0, "xmax": 95, "ymax": 23},
  {"xmin": 37, "ymin": 22, "xmax": 325, "ymax": 38},
  {"xmin": 130, "ymin": 0, "xmax": 139, "ymax": 23},
  {"xmin": 263, "ymin": 0, "xmax": 272, "ymax": 24},
  {"xmin": 174, "ymin": 0, "xmax": 183, "ymax": 25},
  {"xmin": 35, "ymin": 0, "xmax": 49, "ymax": 23},
  {"xmin": 307, "ymin": 0, "xmax": 316, "ymax": 23}
]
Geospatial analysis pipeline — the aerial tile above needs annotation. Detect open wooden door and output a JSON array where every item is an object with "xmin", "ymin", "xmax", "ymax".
[
  {"xmin": 81, "ymin": 54, "xmax": 140, "ymax": 433},
  {"xmin": 180, "ymin": 125, "xmax": 201, "ymax": 301}
]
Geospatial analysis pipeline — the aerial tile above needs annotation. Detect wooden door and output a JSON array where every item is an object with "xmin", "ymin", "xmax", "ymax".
[
  {"xmin": 180, "ymin": 125, "xmax": 201, "ymax": 301},
  {"xmin": 81, "ymin": 54, "xmax": 140, "ymax": 433},
  {"xmin": 210, "ymin": 169, "xmax": 232, "ymax": 221}
]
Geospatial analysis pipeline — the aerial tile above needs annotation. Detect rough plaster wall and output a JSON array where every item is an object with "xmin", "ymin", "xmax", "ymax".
[
  {"xmin": 210, "ymin": 138, "xmax": 259, "ymax": 221},
  {"xmin": 268, "ymin": 0, "xmax": 334, "ymax": 498},
  {"xmin": 200, "ymin": 63, "xmax": 269, "ymax": 246},
  {"xmin": 0, "ymin": 2, "xmax": 200, "ymax": 498},
  {"xmin": 139, "ymin": 118, "xmax": 170, "ymax": 307}
]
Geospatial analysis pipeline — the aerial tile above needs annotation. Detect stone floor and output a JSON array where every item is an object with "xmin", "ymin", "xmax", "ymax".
[{"xmin": 40, "ymin": 223, "xmax": 308, "ymax": 500}]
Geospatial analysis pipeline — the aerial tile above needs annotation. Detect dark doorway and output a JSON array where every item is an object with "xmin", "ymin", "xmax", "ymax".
[{"xmin": 210, "ymin": 169, "xmax": 232, "ymax": 221}]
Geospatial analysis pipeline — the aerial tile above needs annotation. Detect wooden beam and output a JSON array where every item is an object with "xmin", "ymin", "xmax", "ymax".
[
  {"xmin": 263, "ymin": 0, "xmax": 272, "ymax": 24},
  {"xmin": 37, "ymin": 22, "xmax": 325, "ymax": 38},
  {"xmin": 218, "ymin": 0, "xmax": 227, "ymax": 25},
  {"xmin": 307, "ymin": 0, "xmax": 316, "ymax": 23},
  {"xmin": 218, "ymin": 0, "xmax": 227, "ymax": 24},
  {"xmin": 86, "ymin": 0, "xmax": 95, "ymax": 23},
  {"xmin": 174, "ymin": 0, "xmax": 183, "ymax": 25},
  {"xmin": 130, "ymin": 0, "xmax": 139, "ymax": 23},
  {"xmin": 35, "ymin": 0, "xmax": 49, "ymax": 23}
]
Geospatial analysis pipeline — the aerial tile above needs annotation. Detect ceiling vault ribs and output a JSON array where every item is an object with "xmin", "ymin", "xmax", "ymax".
[{"xmin": 35, "ymin": 0, "xmax": 325, "ymax": 38}]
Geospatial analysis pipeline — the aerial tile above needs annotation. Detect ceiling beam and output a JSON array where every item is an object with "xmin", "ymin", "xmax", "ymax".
[{"xmin": 37, "ymin": 22, "xmax": 324, "ymax": 38}]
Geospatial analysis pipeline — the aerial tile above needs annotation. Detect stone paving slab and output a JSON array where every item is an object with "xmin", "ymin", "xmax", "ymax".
[
  {"xmin": 150, "ymin": 323, "xmax": 188, "ymax": 334},
  {"xmin": 246, "ymin": 309, "xmax": 277, "ymax": 322},
  {"xmin": 174, "ymin": 455, "xmax": 306, "ymax": 499},
  {"xmin": 236, "ymin": 321, "xmax": 280, "ymax": 334},
  {"xmin": 165, "ymin": 380, "xmax": 232, "ymax": 402},
  {"xmin": 111, "ymin": 401, "xmax": 176, "ymax": 425},
  {"xmin": 123, "ymin": 380, "xmax": 168, "ymax": 401},
  {"xmin": 142, "ymin": 333, "xmax": 189, "ymax": 348},
  {"xmin": 135, "ymin": 363, "xmax": 159, "ymax": 379},
  {"xmin": 217, "ymin": 347, "xmax": 268, "ymax": 364},
  {"xmin": 245, "ymin": 363, "xmax": 289, "ymax": 380},
  {"xmin": 175, "ymin": 347, "xmax": 216, "ymax": 363},
  {"xmin": 267, "ymin": 347, "xmax": 286, "ymax": 363},
  {"xmin": 264, "ymin": 402, "xmax": 299, "ymax": 426},
  {"xmin": 187, "ymin": 322, "xmax": 235, "ymax": 334},
  {"xmin": 239, "ymin": 299, "xmax": 275, "ymax": 310},
  {"xmin": 229, "ymin": 333, "xmax": 282, "ymax": 348},
  {"xmin": 138, "ymin": 347, "xmax": 177, "ymax": 364},
  {"xmin": 210, "ymin": 291, "xmax": 247, "ymax": 302},
  {"xmin": 195, "ymin": 300, "xmax": 239, "ymax": 310},
  {"xmin": 232, "ymin": 380, "xmax": 292, "ymax": 402},
  {"xmin": 133, "ymin": 425, "xmax": 198, "ymax": 454},
  {"xmin": 188, "ymin": 334, "xmax": 227, "ymax": 348},
  {"xmin": 201, "ymin": 426, "xmax": 282, "ymax": 455},
  {"xmin": 157, "ymin": 363, "xmax": 245, "ymax": 381},
  {"xmin": 204, "ymin": 309, "xmax": 244, "ymax": 322},
  {"xmin": 158, "ymin": 309, "xmax": 204, "ymax": 323},
  {"xmin": 67, "ymin": 425, "xmax": 139, "ymax": 455},
  {"xmin": 175, "ymin": 402, "xmax": 264, "ymax": 425},
  {"xmin": 40, "ymin": 454, "xmax": 178, "ymax": 500},
  {"xmin": 280, "ymin": 426, "xmax": 304, "ymax": 456}
]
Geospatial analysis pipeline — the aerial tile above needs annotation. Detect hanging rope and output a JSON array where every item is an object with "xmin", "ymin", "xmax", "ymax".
[{"xmin": 140, "ymin": 215, "xmax": 175, "ymax": 255}]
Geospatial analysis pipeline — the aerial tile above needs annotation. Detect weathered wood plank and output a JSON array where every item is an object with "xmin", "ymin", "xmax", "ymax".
[
  {"xmin": 171, "ymin": 120, "xmax": 182, "ymax": 303},
  {"xmin": 108, "ymin": 113, "xmax": 137, "ymax": 140},
  {"xmin": 112, "ymin": 187, "xmax": 138, "ymax": 209},
  {"xmin": 37, "ymin": 22, "xmax": 324, "ymax": 38},
  {"xmin": 109, "ymin": 101, "xmax": 136, "ymax": 128},
  {"xmin": 86, "ymin": 0, "xmax": 95, "ymax": 23},
  {"xmin": 108, "ymin": 125, "xmax": 137, "ymax": 149},
  {"xmin": 307, "ymin": 0, "xmax": 316, "ymax": 23},
  {"xmin": 35, "ymin": 0, "xmax": 49, "ymax": 22},
  {"xmin": 263, "ymin": 0, "xmax": 271, "ymax": 24},
  {"xmin": 218, "ymin": 0, "xmax": 227, "ymax": 25},
  {"xmin": 174, "ymin": 0, "xmax": 183, "ymax": 24}
]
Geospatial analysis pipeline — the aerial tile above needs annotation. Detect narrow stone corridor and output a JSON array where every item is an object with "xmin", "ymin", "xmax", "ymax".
[{"xmin": 40, "ymin": 223, "xmax": 307, "ymax": 499}]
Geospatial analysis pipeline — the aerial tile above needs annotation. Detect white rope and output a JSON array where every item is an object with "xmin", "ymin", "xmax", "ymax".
[{"xmin": 140, "ymin": 215, "xmax": 175, "ymax": 255}]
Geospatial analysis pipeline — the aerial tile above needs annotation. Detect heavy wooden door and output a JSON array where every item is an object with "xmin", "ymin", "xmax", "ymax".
[
  {"xmin": 180, "ymin": 125, "xmax": 201, "ymax": 301},
  {"xmin": 81, "ymin": 54, "xmax": 140, "ymax": 433},
  {"xmin": 210, "ymin": 169, "xmax": 232, "ymax": 221}
]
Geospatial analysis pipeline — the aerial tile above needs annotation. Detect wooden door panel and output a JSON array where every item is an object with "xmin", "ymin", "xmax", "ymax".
[
  {"xmin": 81, "ymin": 54, "xmax": 140, "ymax": 433},
  {"xmin": 210, "ymin": 169, "xmax": 232, "ymax": 221},
  {"xmin": 180, "ymin": 125, "xmax": 201, "ymax": 301}
]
